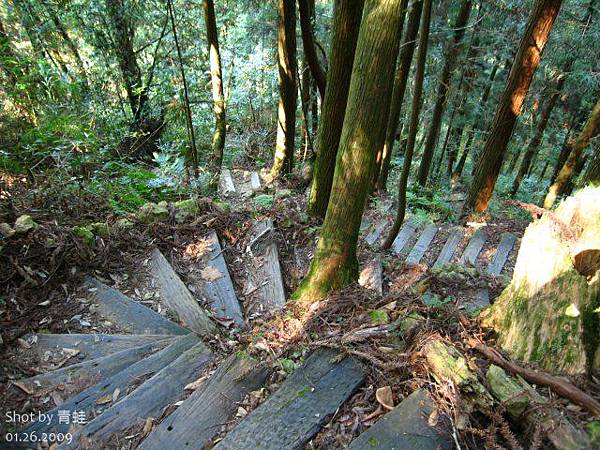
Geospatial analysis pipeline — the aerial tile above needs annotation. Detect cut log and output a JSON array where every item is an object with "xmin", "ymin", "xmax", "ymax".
[
  {"xmin": 23, "ymin": 333, "xmax": 202, "ymax": 436},
  {"xmin": 139, "ymin": 354, "xmax": 271, "ymax": 450},
  {"xmin": 219, "ymin": 168, "xmax": 236, "ymax": 195},
  {"xmin": 458, "ymin": 228, "xmax": 486, "ymax": 266},
  {"xmin": 358, "ymin": 254, "xmax": 383, "ymax": 295},
  {"xmin": 214, "ymin": 349, "xmax": 365, "ymax": 450},
  {"xmin": 150, "ymin": 248, "xmax": 218, "ymax": 335},
  {"xmin": 365, "ymin": 220, "xmax": 388, "ymax": 246},
  {"xmin": 433, "ymin": 227, "xmax": 463, "ymax": 268},
  {"xmin": 346, "ymin": 389, "xmax": 451, "ymax": 450},
  {"xmin": 66, "ymin": 341, "xmax": 214, "ymax": 448},
  {"xmin": 392, "ymin": 220, "xmax": 417, "ymax": 255},
  {"xmin": 86, "ymin": 278, "xmax": 188, "ymax": 335},
  {"xmin": 486, "ymin": 232, "xmax": 517, "ymax": 276},
  {"xmin": 406, "ymin": 224, "xmax": 438, "ymax": 265}
]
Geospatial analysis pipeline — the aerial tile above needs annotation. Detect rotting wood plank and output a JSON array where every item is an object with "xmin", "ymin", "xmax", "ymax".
[
  {"xmin": 86, "ymin": 278, "xmax": 188, "ymax": 335},
  {"xmin": 358, "ymin": 254, "xmax": 383, "ymax": 295},
  {"xmin": 406, "ymin": 224, "xmax": 438, "ymax": 265},
  {"xmin": 346, "ymin": 389, "xmax": 451, "ymax": 450},
  {"xmin": 150, "ymin": 248, "xmax": 217, "ymax": 335},
  {"xmin": 487, "ymin": 232, "xmax": 517, "ymax": 276},
  {"xmin": 433, "ymin": 227, "xmax": 463, "ymax": 268},
  {"xmin": 459, "ymin": 228, "xmax": 487, "ymax": 266},
  {"xmin": 65, "ymin": 341, "xmax": 214, "ymax": 448},
  {"xmin": 392, "ymin": 221, "xmax": 417, "ymax": 255},
  {"xmin": 23, "ymin": 333, "xmax": 202, "ymax": 436},
  {"xmin": 214, "ymin": 349, "xmax": 365, "ymax": 450},
  {"xmin": 219, "ymin": 168, "xmax": 236, "ymax": 195},
  {"xmin": 365, "ymin": 220, "xmax": 387, "ymax": 246},
  {"xmin": 139, "ymin": 354, "xmax": 270, "ymax": 450}
]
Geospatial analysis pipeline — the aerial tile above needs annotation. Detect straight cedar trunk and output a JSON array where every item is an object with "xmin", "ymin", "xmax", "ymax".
[
  {"xmin": 294, "ymin": 0, "xmax": 404, "ymax": 301},
  {"xmin": 307, "ymin": 0, "xmax": 364, "ymax": 217},
  {"xmin": 271, "ymin": 0, "xmax": 297, "ymax": 178},
  {"xmin": 382, "ymin": 0, "xmax": 432, "ymax": 250},
  {"xmin": 298, "ymin": 0, "xmax": 326, "ymax": 100},
  {"xmin": 551, "ymin": 111, "xmax": 583, "ymax": 184},
  {"xmin": 466, "ymin": 0, "xmax": 562, "ymax": 212},
  {"xmin": 376, "ymin": 0, "xmax": 423, "ymax": 193},
  {"xmin": 416, "ymin": 0, "xmax": 472, "ymax": 186},
  {"xmin": 544, "ymin": 98, "xmax": 600, "ymax": 207},
  {"xmin": 510, "ymin": 68, "xmax": 568, "ymax": 196},
  {"xmin": 204, "ymin": 0, "xmax": 227, "ymax": 181},
  {"xmin": 583, "ymin": 146, "xmax": 600, "ymax": 185}
]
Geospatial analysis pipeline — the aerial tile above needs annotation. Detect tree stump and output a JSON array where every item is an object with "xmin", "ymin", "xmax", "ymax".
[{"xmin": 481, "ymin": 187, "xmax": 600, "ymax": 375}]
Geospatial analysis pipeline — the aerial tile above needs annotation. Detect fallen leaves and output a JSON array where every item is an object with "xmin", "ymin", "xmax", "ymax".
[{"xmin": 200, "ymin": 266, "xmax": 223, "ymax": 282}]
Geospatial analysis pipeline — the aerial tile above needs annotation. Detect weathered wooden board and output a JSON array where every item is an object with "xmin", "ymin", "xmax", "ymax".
[
  {"xmin": 18, "ymin": 340, "xmax": 171, "ymax": 396},
  {"xmin": 392, "ymin": 221, "xmax": 417, "ymax": 255},
  {"xmin": 26, "ymin": 333, "xmax": 173, "ymax": 362},
  {"xmin": 86, "ymin": 278, "xmax": 188, "ymax": 335},
  {"xmin": 433, "ymin": 227, "xmax": 463, "ymax": 268},
  {"xmin": 463, "ymin": 288, "xmax": 491, "ymax": 312},
  {"xmin": 150, "ymin": 248, "xmax": 217, "ymax": 335},
  {"xmin": 487, "ymin": 232, "xmax": 517, "ymax": 276},
  {"xmin": 214, "ymin": 349, "xmax": 365, "ymax": 450},
  {"xmin": 358, "ymin": 254, "xmax": 383, "ymax": 295},
  {"xmin": 459, "ymin": 228, "xmax": 487, "ymax": 266},
  {"xmin": 139, "ymin": 354, "xmax": 270, "ymax": 450},
  {"xmin": 347, "ymin": 389, "xmax": 451, "ymax": 450},
  {"xmin": 24, "ymin": 334, "xmax": 202, "ymax": 436},
  {"xmin": 66, "ymin": 342, "xmax": 214, "ymax": 448},
  {"xmin": 406, "ymin": 224, "xmax": 438, "ymax": 265},
  {"xmin": 219, "ymin": 168, "xmax": 236, "ymax": 195},
  {"xmin": 246, "ymin": 219, "xmax": 286, "ymax": 315},
  {"xmin": 365, "ymin": 220, "xmax": 387, "ymax": 246}
]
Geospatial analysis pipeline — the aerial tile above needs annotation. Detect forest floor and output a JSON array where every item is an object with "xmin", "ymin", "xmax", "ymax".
[{"xmin": 1, "ymin": 168, "xmax": 597, "ymax": 449}]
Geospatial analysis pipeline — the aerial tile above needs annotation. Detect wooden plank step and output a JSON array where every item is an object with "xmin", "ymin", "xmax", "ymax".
[
  {"xmin": 365, "ymin": 220, "xmax": 387, "ymax": 246},
  {"xmin": 86, "ymin": 277, "xmax": 188, "ymax": 336},
  {"xmin": 486, "ymin": 232, "xmax": 517, "ymax": 276},
  {"xmin": 24, "ymin": 333, "xmax": 202, "ymax": 436},
  {"xmin": 214, "ymin": 349, "xmax": 365, "ymax": 450},
  {"xmin": 245, "ymin": 219, "xmax": 286, "ymax": 315},
  {"xmin": 139, "ymin": 354, "xmax": 271, "ymax": 450},
  {"xmin": 358, "ymin": 254, "xmax": 383, "ymax": 295},
  {"xmin": 66, "ymin": 342, "xmax": 214, "ymax": 448},
  {"xmin": 459, "ymin": 228, "xmax": 487, "ymax": 266},
  {"xmin": 392, "ymin": 221, "xmax": 417, "ymax": 255},
  {"xmin": 186, "ymin": 231, "xmax": 244, "ymax": 328},
  {"xmin": 219, "ymin": 168, "xmax": 236, "ymax": 195},
  {"xmin": 17, "ymin": 340, "xmax": 171, "ymax": 396},
  {"xmin": 433, "ymin": 227, "xmax": 463, "ymax": 268},
  {"xmin": 25, "ymin": 333, "xmax": 173, "ymax": 362},
  {"xmin": 150, "ymin": 248, "xmax": 217, "ymax": 336},
  {"xmin": 406, "ymin": 224, "xmax": 438, "ymax": 265},
  {"xmin": 347, "ymin": 389, "xmax": 451, "ymax": 450},
  {"xmin": 250, "ymin": 171, "xmax": 261, "ymax": 191}
]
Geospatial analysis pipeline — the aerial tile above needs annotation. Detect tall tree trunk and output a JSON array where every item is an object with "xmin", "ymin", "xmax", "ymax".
[
  {"xmin": 510, "ymin": 67, "xmax": 568, "ymax": 196},
  {"xmin": 466, "ymin": 0, "xmax": 562, "ymax": 212},
  {"xmin": 376, "ymin": 0, "xmax": 423, "ymax": 193},
  {"xmin": 293, "ymin": 0, "xmax": 404, "ymax": 302},
  {"xmin": 416, "ymin": 0, "xmax": 472, "ymax": 186},
  {"xmin": 307, "ymin": 0, "xmax": 364, "ymax": 217},
  {"xmin": 204, "ymin": 0, "xmax": 226, "ymax": 183},
  {"xmin": 48, "ymin": 8, "xmax": 88, "ymax": 88},
  {"xmin": 382, "ymin": 0, "xmax": 432, "ymax": 250},
  {"xmin": 551, "ymin": 112, "xmax": 582, "ymax": 184},
  {"xmin": 271, "ymin": 0, "xmax": 298, "ymax": 179},
  {"xmin": 582, "ymin": 146, "xmax": 600, "ymax": 186},
  {"xmin": 298, "ymin": 0, "xmax": 326, "ymax": 100}
]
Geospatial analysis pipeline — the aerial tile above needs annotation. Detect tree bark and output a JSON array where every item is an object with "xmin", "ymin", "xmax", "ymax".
[
  {"xmin": 204, "ymin": 0, "xmax": 227, "ymax": 183},
  {"xmin": 48, "ymin": 7, "xmax": 88, "ymax": 88},
  {"xmin": 271, "ymin": 0, "xmax": 298, "ymax": 178},
  {"xmin": 416, "ymin": 0, "xmax": 472, "ymax": 186},
  {"xmin": 298, "ymin": 0, "xmax": 326, "ymax": 100},
  {"xmin": 307, "ymin": 0, "xmax": 364, "ymax": 217},
  {"xmin": 376, "ymin": 0, "xmax": 423, "ymax": 193},
  {"xmin": 466, "ymin": 0, "xmax": 563, "ymax": 212},
  {"xmin": 294, "ymin": 0, "xmax": 405, "ymax": 301},
  {"xmin": 544, "ymin": 98, "xmax": 600, "ymax": 208},
  {"xmin": 582, "ymin": 146, "xmax": 600, "ymax": 186},
  {"xmin": 382, "ymin": 0, "xmax": 432, "ymax": 250}
]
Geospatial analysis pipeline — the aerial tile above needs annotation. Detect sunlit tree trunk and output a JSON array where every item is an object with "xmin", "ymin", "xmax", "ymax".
[
  {"xmin": 294, "ymin": 0, "xmax": 404, "ymax": 301},
  {"xmin": 583, "ymin": 146, "xmax": 600, "ymax": 186},
  {"xmin": 271, "ymin": 0, "xmax": 297, "ymax": 178},
  {"xmin": 416, "ymin": 0, "xmax": 472, "ymax": 186},
  {"xmin": 466, "ymin": 0, "xmax": 562, "ymax": 212},
  {"xmin": 298, "ymin": 0, "xmax": 325, "ymax": 100},
  {"xmin": 382, "ymin": 0, "xmax": 432, "ymax": 250},
  {"xmin": 307, "ymin": 0, "xmax": 364, "ymax": 217},
  {"xmin": 544, "ymin": 98, "xmax": 600, "ymax": 207},
  {"xmin": 204, "ymin": 0, "xmax": 226, "ymax": 182}
]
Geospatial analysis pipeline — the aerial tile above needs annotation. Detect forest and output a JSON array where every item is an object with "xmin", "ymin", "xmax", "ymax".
[{"xmin": 0, "ymin": 0, "xmax": 600, "ymax": 448}]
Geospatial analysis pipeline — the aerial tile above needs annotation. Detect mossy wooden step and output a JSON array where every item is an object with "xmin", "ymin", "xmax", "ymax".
[
  {"xmin": 65, "ymin": 341, "xmax": 214, "ymax": 448},
  {"xmin": 23, "ymin": 333, "xmax": 202, "ymax": 436},
  {"xmin": 219, "ymin": 168, "xmax": 236, "ymax": 195},
  {"xmin": 17, "ymin": 339, "xmax": 171, "ymax": 397},
  {"xmin": 359, "ymin": 254, "xmax": 383, "ymax": 294},
  {"xmin": 150, "ymin": 248, "xmax": 218, "ymax": 335},
  {"xmin": 86, "ymin": 277, "xmax": 188, "ymax": 335},
  {"xmin": 486, "ymin": 232, "xmax": 516, "ymax": 276},
  {"xmin": 346, "ymin": 389, "xmax": 451, "ymax": 450},
  {"xmin": 139, "ymin": 354, "xmax": 270, "ymax": 450},
  {"xmin": 391, "ymin": 221, "xmax": 417, "ymax": 255},
  {"xmin": 214, "ymin": 349, "xmax": 365, "ymax": 450},
  {"xmin": 406, "ymin": 224, "xmax": 438, "ymax": 265},
  {"xmin": 365, "ymin": 219, "xmax": 388, "ymax": 246},
  {"xmin": 459, "ymin": 228, "xmax": 486, "ymax": 266},
  {"xmin": 433, "ymin": 227, "xmax": 463, "ymax": 268}
]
